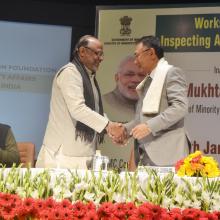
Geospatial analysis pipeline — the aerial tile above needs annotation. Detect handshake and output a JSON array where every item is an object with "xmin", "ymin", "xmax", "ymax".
[
  {"xmin": 105, "ymin": 121, "xmax": 152, "ymax": 145},
  {"xmin": 105, "ymin": 121, "xmax": 129, "ymax": 145}
]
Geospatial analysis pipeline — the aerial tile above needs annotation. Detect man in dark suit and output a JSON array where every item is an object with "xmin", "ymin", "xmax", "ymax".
[{"xmin": 0, "ymin": 123, "xmax": 20, "ymax": 167}]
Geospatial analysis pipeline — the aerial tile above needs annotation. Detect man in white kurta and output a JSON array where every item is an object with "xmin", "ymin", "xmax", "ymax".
[{"xmin": 36, "ymin": 35, "xmax": 120, "ymax": 169}]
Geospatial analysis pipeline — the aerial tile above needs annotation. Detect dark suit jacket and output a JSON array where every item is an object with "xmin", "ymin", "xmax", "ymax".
[{"xmin": 0, "ymin": 123, "xmax": 20, "ymax": 167}]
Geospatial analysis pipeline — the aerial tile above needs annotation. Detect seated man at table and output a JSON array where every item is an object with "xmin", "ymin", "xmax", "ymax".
[{"xmin": 0, "ymin": 123, "xmax": 20, "ymax": 167}]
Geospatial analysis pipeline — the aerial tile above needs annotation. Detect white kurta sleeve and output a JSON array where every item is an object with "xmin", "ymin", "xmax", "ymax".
[{"xmin": 57, "ymin": 66, "xmax": 108, "ymax": 133}]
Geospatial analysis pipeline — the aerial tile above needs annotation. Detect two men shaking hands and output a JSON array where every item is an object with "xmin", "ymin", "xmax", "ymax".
[{"xmin": 106, "ymin": 122, "xmax": 152, "ymax": 145}]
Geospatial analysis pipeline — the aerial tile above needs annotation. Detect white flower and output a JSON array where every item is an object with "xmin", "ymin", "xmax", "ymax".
[
  {"xmin": 75, "ymin": 182, "xmax": 89, "ymax": 191},
  {"xmin": 112, "ymin": 192, "xmax": 126, "ymax": 203},
  {"xmin": 5, "ymin": 183, "xmax": 15, "ymax": 191},
  {"xmin": 191, "ymin": 200, "xmax": 201, "ymax": 209},
  {"xmin": 84, "ymin": 192, "xmax": 95, "ymax": 201},
  {"xmin": 179, "ymin": 179, "xmax": 192, "ymax": 192},
  {"xmin": 150, "ymin": 191, "xmax": 158, "ymax": 201},
  {"xmin": 183, "ymin": 199, "xmax": 193, "ymax": 208},
  {"xmin": 53, "ymin": 185, "xmax": 63, "ymax": 195},
  {"xmin": 93, "ymin": 191, "xmax": 105, "ymax": 205},
  {"xmin": 136, "ymin": 191, "xmax": 147, "ymax": 202},
  {"xmin": 191, "ymin": 193, "xmax": 199, "ymax": 202},
  {"xmin": 191, "ymin": 183, "xmax": 202, "ymax": 193},
  {"xmin": 174, "ymin": 193, "xmax": 184, "ymax": 204},
  {"xmin": 15, "ymin": 187, "xmax": 26, "ymax": 198},
  {"xmin": 210, "ymin": 201, "xmax": 220, "ymax": 211},
  {"xmin": 201, "ymin": 191, "xmax": 211, "ymax": 203},
  {"xmin": 212, "ymin": 192, "xmax": 220, "ymax": 202},
  {"xmin": 63, "ymin": 190, "xmax": 72, "ymax": 199},
  {"xmin": 161, "ymin": 196, "xmax": 172, "ymax": 208},
  {"xmin": 209, "ymin": 193, "xmax": 220, "ymax": 211},
  {"xmin": 30, "ymin": 190, "xmax": 39, "ymax": 199}
]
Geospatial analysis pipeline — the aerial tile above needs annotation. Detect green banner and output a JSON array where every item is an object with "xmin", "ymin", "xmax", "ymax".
[{"xmin": 156, "ymin": 14, "xmax": 220, "ymax": 52}]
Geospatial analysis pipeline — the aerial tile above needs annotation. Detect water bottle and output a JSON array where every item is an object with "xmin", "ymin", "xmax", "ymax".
[{"xmin": 92, "ymin": 150, "xmax": 109, "ymax": 171}]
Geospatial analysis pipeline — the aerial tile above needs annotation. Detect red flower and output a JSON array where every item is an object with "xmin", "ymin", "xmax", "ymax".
[
  {"xmin": 58, "ymin": 198, "xmax": 73, "ymax": 210},
  {"xmin": 23, "ymin": 197, "xmax": 35, "ymax": 213},
  {"xmin": 0, "ymin": 193, "xmax": 13, "ymax": 208},
  {"xmin": 0, "ymin": 192, "xmax": 220, "ymax": 220},
  {"xmin": 10, "ymin": 194, "xmax": 22, "ymax": 207},
  {"xmin": 33, "ymin": 198, "xmax": 45, "ymax": 218},
  {"xmin": 44, "ymin": 197, "xmax": 55, "ymax": 209},
  {"xmin": 53, "ymin": 208, "xmax": 64, "ymax": 219},
  {"xmin": 205, "ymin": 213, "xmax": 218, "ymax": 220},
  {"xmin": 194, "ymin": 210, "xmax": 207, "ymax": 219},
  {"xmin": 84, "ymin": 210, "xmax": 99, "ymax": 220},
  {"xmin": 213, "ymin": 211, "xmax": 220, "ymax": 219},
  {"xmin": 72, "ymin": 201, "xmax": 86, "ymax": 218},
  {"xmin": 175, "ymin": 159, "xmax": 184, "ymax": 172},
  {"xmin": 138, "ymin": 202, "xmax": 163, "ymax": 220},
  {"xmin": 160, "ymin": 212, "xmax": 172, "ymax": 220},
  {"xmin": 15, "ymin": 205, "xmax": 28, "ymax": 219},
  {"xmin": 191, "ymin": 155, "xmax": 202, "ymax": 164},
  {"xmin": 0, "ymin": 194, "xmax": 23, "ymax": 219},
  {"xmin": 139, "ymin": 202, "xmax": 152, "ymax": 210},
  {"xmin": 39, "ymin": 209, "xmax": 53, "ymax": 220},
  {"xmin": 169, "ymin": 212, "xmax": 183, "ymax": 220},
  {"xmin": 131, "ymin": 206, "xmax": 153, "ymax": 219},
  {"xmin": 50, "ymin": 207, "xmax": 72, "ymax": 220},
  {"xmin": 170, "ymin": 208, "xmax": 182, "ymax": 215},
  {"xmin": 128, "ymin": 216, "xmax": 139, "ymax": 220},
  {"xmin": 113, "ymin": 203, "xmax": 126, "ymax": 219},
  {"xmin": 34, "ymin": 198, "xmax": 45, "ymax": 209},
  {"xmin": 182, "ymin": 208, "xmax": 202, "ymax": 219},
  {"xmin": 0, "ymin": 206, "xmax": 16, "ymax": 220},
  {"xmin": 86, "ymin": 201, "xmax": 96, "ymax": 212},
  {"xmin": 124, "ymin": 202, "xmax": 137, "ymax": 217},
  {"xmin": 150, "ymin": 204, "xmax": 162, "ymax": 219},
  {"xmin": 62, "ymin": 207, "xmax": 73, "ymax": 220},
  {"xmin": 97, "ymin": 202, "xmax": 115, "ymax": 219}
]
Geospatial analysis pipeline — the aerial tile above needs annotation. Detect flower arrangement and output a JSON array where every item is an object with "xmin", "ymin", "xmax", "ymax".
[
  {"xmin": 0, "ymin": 165, "xmax": 220, "ymax": 218},
  {"xmin": 175, "ymin": 151, "xmax": 220, "ymax": 177},
  {"xmin": 0, "ymin": 193, "xmax": 220, "ymax": 220}
]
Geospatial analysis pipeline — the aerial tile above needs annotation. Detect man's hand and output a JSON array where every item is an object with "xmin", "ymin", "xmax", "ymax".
[
  {"xmin": 130, "ymin": 123, "xmax": 151, "ymax": 140},
  {"xmin": 106, "ymin": 122, "xmax": 128, "ymax": 145}
]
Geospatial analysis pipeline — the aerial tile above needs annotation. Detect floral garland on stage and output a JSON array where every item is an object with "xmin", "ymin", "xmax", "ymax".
[
  {"xmin": 0, "ymin": 161, "xmax": 220, "ymax": 219},
  {"xmin": 0, "ymin": 193, "xmax": 220, "ymax": 220}
]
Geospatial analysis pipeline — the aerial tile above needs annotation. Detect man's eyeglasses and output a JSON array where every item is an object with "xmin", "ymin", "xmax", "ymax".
[
  {"xmin": 84, "ymin": 46, "xmax": 104, "ymax": 57},
  {"xmin": 135, "ymin": 48, "xmax": 151, "ymax": 59}
]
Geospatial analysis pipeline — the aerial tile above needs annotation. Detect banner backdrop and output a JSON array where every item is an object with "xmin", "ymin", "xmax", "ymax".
[
  {"xmin": 96, "ymin": 4, "xmax": 220, "ymax": 168},
  {"xmin": 0, "ymin": 21, "xmax": 71, "ymax": 154}
]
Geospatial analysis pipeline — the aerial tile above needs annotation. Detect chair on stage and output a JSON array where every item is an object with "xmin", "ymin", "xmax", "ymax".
[{"xmin": 17, "ymin": 142, "xmax": 35, "ymax": 168}]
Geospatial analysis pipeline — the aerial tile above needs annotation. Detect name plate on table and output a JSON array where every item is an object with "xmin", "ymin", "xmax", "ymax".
[{"xmin": 138, "ymin": 166, "xmax": 175, "ymax": 174}]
